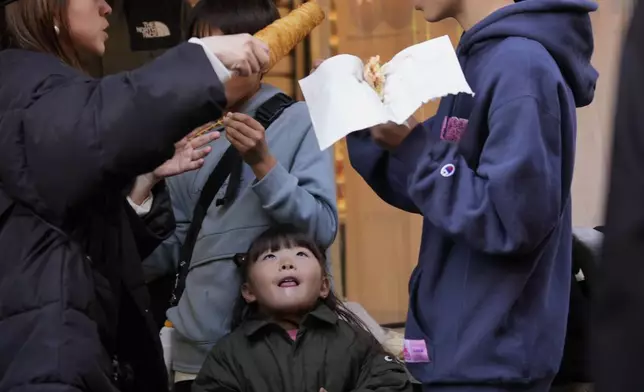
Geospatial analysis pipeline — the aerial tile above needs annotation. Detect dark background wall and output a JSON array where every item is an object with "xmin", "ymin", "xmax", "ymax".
[{"xmin": 96, "ymin": 0, "xmax": 169, "ymax": 75}]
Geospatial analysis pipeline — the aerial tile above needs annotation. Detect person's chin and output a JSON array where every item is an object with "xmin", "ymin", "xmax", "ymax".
[
  {"xmin": 424, "ymin": 12, "xmax": 447, "ymax": 23},
  {"xmin": 273, "ymin": 296, "xmax": 308, "ymax": 312},
  {"xmin": 98, "ymin": 33, "xmax": 108, "ymax": 51},
  {"xmin": 94, "ymin": 42, "xmax": 107, "ymax": 57}
]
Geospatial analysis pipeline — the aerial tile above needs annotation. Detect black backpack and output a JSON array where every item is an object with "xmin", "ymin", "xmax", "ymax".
[{"xmin": 147, "ymin": 93, "xmax": 295, "ymax": 329}]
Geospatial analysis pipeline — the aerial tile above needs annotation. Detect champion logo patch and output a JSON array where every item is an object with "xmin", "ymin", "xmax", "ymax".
[{"xmin": 440, "ymin": 163, "xmax": 456, "ymax": 177}]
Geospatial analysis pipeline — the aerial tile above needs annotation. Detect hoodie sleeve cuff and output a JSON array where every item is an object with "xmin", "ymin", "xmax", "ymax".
[{"xmin": 251, "ymin": 162, "xmax": 298, "ymax": 203}]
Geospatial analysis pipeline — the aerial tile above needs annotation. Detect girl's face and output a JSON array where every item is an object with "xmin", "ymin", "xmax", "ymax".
[
  {"xmin": 413, "ymin": 0, "xmax": 461, "ymax": 22},
  {"xmin": 66, "ymin": 0, "xmax": 112, "ymax": 57},
  {"xmin": 242, "ymin": 246, "xmax": 330, "ymax": 316}
]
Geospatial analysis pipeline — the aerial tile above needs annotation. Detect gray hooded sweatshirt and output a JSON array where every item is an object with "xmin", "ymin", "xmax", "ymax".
[{"xmin": 143, "ymin": 84, "xmax": 338, "ymax": 373}]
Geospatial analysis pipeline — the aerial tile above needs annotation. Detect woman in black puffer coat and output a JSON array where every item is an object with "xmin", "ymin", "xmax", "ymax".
[{"xmin": 0, "ymin": 0, "xmax": 267, "ymax": 390}]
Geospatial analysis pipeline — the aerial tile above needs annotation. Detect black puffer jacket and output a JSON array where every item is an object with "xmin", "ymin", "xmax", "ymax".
[{"xmin": 0, "ymin": 44, "xmax": 226, "ymax": 391}]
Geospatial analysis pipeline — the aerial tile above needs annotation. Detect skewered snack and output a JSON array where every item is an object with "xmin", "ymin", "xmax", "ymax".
[
  {"xmin": 191, "ymin": 1, "xmax": 326, "ymax": 139},
  {"xmin": 364, "ymin": 55, "xmax": 385, "ymax": 100},
  {"xmin": 189, "ymin": 119, "xmax": 224, "ymax": 140},
  {"xmin": 255, "ymin": 1, "xmax": 326, "ymax": 69}
]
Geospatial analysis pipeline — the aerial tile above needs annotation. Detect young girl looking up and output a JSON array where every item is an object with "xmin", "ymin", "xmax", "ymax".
[
  {"xmin": 192, "ymin": 226, "xmax": 412, "ymax": 392},
  {"xmin": 143, "ymin": 1, "xmax": 338, "ymax": 389}
]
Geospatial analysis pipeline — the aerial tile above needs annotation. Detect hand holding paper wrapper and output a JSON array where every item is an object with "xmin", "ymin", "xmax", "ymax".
[{"xmin": 299, "ymin": 35, "xmax": 474, "ymax": 150}]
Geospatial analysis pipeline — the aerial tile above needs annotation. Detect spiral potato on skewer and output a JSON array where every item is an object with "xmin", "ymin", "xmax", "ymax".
[{"xmin": 191, "ymin": 1, "xmax": 326, "ymax": 139}]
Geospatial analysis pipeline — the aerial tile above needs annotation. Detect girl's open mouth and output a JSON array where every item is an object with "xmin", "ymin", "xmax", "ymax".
[{"xmin": 278, "ymin": 277, "xmax": 300, "ymax": 288}]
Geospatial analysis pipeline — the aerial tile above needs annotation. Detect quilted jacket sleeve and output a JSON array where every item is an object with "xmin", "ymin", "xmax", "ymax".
[
  {"xmin": 125, "ymin": 181, "xmax": 176, "ymax": 260},
  {"xmin": 19, "ymin": 43, "xmax": 227, "ymax": 219}
]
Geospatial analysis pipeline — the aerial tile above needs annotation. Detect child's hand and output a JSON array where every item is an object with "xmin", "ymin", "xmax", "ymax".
[
  {"xmin": 153, "ymin": 129, "xmax": 220, "ymax": 178},
  {"xmin": 223, "ymin": 113, "xmax": 270, "ymax": 163},
  {"xmin": 223, "ymin": 113, "xmax": 276, "ymax": 178},
  {"xmin": 319, "ymin": 388, "xmax": 328, "ymax": 392}
]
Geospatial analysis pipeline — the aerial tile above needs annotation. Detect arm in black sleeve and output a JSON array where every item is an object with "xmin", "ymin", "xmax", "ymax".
[
  {"xmin": 124, "ymin": 181, "xmax": 176, "ymax": 260},
  {"xmin": 594, "ymin": 1, "xmax": 644, "ymax": 391},
  {"xmin": 22, "ymin": 43, "xmax": 227, "ymax": 218}
]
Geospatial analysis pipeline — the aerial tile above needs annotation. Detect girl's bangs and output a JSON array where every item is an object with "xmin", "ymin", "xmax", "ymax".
[{"xmin": 245, "ymin": 226, "xmax": 326, "ymax": 267}]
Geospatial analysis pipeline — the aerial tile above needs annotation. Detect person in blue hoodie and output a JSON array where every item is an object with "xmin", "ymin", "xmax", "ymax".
[{"xmin": 343, "ymin": 0, "xmax": 598, "ymax": 390}]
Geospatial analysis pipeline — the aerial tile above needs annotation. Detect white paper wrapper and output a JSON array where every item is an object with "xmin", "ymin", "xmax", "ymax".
[{"xmin": 299, "ymin": 35, "xmax": 474, "ymax": 150}]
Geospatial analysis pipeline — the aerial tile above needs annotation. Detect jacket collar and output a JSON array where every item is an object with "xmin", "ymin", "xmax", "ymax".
[{"xmin": 242, "ymin": 303, "xmax": 338, "ymax": 337}]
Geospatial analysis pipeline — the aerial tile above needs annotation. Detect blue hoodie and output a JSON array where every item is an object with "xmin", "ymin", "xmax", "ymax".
[{"xmin": 346, "ymin": 0, "xmax": 597, "ymax": 390}]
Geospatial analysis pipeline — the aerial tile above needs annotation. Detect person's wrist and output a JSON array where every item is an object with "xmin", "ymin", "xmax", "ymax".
[
  {"xmin": 250, "ymin": 154, "xmax": 277, "ymax": 180},
  {"xmin": 394, "ymin": 125, "xmax": 414, "ymax": 147},
  {"xmin": 371, "ymin": 122, "xmax": 414, "ymax": 150},
  {"xmin": 188, "ymin": 37, "xmax": 232, "ymax": 84},
  {"xmin": 129, "ymin": 173, "xmax": 161, "ymax": 205},
  {"xmin": 390, "ymin": 123, "xmax": 427, "ymax": 165},
  {"xmin": 145, "ymin": 171, "xmax": 162, "ymax": 186}
]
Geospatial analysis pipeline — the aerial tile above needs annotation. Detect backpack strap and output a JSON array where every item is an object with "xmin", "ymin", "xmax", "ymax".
[{"xmin": 169, "ymin": 92, "xmax": 295, "ymax": 307}]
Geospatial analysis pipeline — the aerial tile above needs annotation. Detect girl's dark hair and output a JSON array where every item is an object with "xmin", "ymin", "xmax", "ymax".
[
  {"xmin": 184, "ymin": 0, "xmax": 280, "ymax": 40},
  {"xmin": 232, "ymin": 225, "xmax": 384, "ymax": 351}
]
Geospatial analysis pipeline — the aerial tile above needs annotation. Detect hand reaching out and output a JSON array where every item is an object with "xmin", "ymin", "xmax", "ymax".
[
  {"xmin": 153, "ymin": 129, "xmax": 220, "ymax": 179},
  {"xmin": 201, "ymin": 34, "xmax": 270, "ymax": 76}
]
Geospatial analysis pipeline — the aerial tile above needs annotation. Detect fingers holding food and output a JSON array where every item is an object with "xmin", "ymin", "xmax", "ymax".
[{"xmin": 364, "ymin": 55, "xmax": 386, "ymax": 100}]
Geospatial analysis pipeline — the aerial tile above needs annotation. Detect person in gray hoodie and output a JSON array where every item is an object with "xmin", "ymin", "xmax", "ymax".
[{"xmin": 142, "ymin": 0, "xmax": 338, "ymax": 389}]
